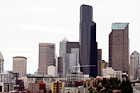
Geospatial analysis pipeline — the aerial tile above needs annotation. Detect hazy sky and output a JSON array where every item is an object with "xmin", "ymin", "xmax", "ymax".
[{"xmin": 0, "ymin": 0, "xmax": 140, "ymax": 74}]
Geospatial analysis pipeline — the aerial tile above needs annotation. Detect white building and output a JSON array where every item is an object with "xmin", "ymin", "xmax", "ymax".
[
  {"xmin": 102, "ymin": 67, "xmax": 122, "ymax": 81},
  {"xmin": 48, "ymin": 65, "xmax": 56, "ymax": 77},
  {"xmin": 0, "ymin": 71, "xmax": 16, "ymax": 92},
  {"xmin": 61, "ymin": 86, "xmax": 88, "ymax": 93},
  {"xmin": 0, "ymin": 71, "xmax": 15, "ymax": 83},
  {"xmin": 0, "ymin": 52, "xmax": 4, "ymax": 73},
  {"xmin": 0, "ymin": 82, "xmax": 14, "ymax": 92}
]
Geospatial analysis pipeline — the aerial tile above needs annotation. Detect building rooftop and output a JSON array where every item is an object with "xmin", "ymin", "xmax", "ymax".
[
  {"xmin": 62, "ymin": 37, "xmax": 68, "ymax": 42},
  {"xmin": 81, "ymin": 4, "xmax": 92, "ymax": 7},
  {"xmin": 13, "ymin": 56, "xmax": 27, "ymax": 59},
  {"xmin": 112, "ymin": 23, "xmax": 129, "ymax": 30}
]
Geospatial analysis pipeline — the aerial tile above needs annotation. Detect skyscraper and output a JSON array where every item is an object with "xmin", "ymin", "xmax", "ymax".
[
  {"xmin": 59, "ymin": 38, "xmax": 80, "ymax": 77},
  {"xmin": 13, "ymin": 56, "xmax": 27, "ymax": 77},
  {"xmin": 38, "ymin": 43, "xmax": 55, "ymax": 75},
  {"xmin": 130, "ymin": 51, "xmax": 140, "ymax": 79},
  {"xmin": 109, "ymin": 23, "xmax": 129, "ymax": 74},
  {"xmin": 79, "ymin": 4, "xmax": 97, "ymax": 77},
  {"xmin": 0, "ymin": 52, "xmax": 4, "ymax": 73}
]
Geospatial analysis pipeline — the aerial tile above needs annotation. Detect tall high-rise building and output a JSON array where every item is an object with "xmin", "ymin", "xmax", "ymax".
[
  {"xmin": 109, "ymin": 23, "xmax": 129, "ymax": 74},
  {"xmin": 130, "ymin": 51, "xmax": 140, "ymax": 79},
  {"xmin": 97, "ymin": 49, "xmax": 102, "ymax": 76},
  {"xmin": 13, "ymin": 56, "xmax": 27, "ymax": 77},
  {"xmin": 79, "ymin": 4, "xmax": 97, "ymax": 77},
  {"xmin": 59, "ymin": 38, "xmax": 80, "ymax": 77},
  {"xmin": 38, "ymin": 43, "xmax": 55, "ymax": 75},
  {"xmin": 0, "ymin": 52, "xmax": 4, "ymax": 73}
]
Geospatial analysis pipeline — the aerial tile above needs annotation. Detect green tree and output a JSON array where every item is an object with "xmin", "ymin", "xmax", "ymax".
[{"xmin": 119, "ymin": 80, "xmax": 133, "ymax": 93}]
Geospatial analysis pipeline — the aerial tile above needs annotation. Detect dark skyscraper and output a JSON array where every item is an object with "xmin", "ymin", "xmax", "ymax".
[
  {"xmin": 79, "ymin": 4, "xmax": 97, "ymax": 78},
  {"xmin": 109, "ymin": 23, "xmax": 129, "ymax": 74}
]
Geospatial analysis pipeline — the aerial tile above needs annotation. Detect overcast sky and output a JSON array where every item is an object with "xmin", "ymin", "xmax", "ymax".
[{"xmin": 0, "ymin": 0, "xmax": 140, "ymax": 74}]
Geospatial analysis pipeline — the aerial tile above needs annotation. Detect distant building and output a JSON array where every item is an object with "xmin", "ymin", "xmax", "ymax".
[
  {"xmin": 58, "ymin": 57, "xmax": 63, "ymax": 77},
  {"xmin": 84, "ymin": 77, "xmax": 102, "ymax": 88},
  {"xmin": 28, "ymin": 81, "xmax": 46, "ymax": 93},
  {"xmin": 59, "ymin": 38, "xmax": 80, "ymax": 78},
  {"xmin": 0, "ymin": 82, "xmax": 14, "ymax": 92},
  {"xmin": 51, "ymin": 81, "xmax": 65, "ymax": 93},
  {"xmin": 59, "ymin": 37, "xmax": 68, "ymax": 57},
  {"xmin": 102, "ymin": 60, "xmax": 108, "ymax": 69},
  {"xmin": 13, "ymin": 56, "xmax": 27, "ymax": 78},
  {"xmin": 0, "ymin": 71, "xmax": 18, "ymax": 92},
  {"xmin": 130, "ymin": 51, "xmax": 140, "ymax": 79},
  {"xmin": 109, "ymin": 23, "xmax": 129, "ymax": 74},
  {"xmin": 38, "ymin": 43, "xmax": 55, "ymax": 75},
  {"xmin": 79, "ymin": 4, "xmax": 98, "ymax": 78},
  {"xmin": 66, "ymin": 72, "xmax": 84, "ymax": 85},
  {"xmin": 48, "ymin": 65, "xmax": 56, "ymax": 77},
  {"xmin": 0, "ymin": 52, "xmax": 4, "ymax": 73},
  {"xmin": 102, "ymin": 67, "xmax": 122, "ymax": 81},
  {"xmin": 62, "ymin": 48, "xmax": 79, "ymax": 77},
  {"xmin": 61, "ymin": 86, "xmax": 88, "ymax": 93},
  {"xmin": 137, "ymin": 66, "xmax": 140, "ymax": 78},
  {"xmin": 14, "ymin": 79, "xmax": 24, "ymax": 92},
  {"xmin": 97, "ymin": 49, "xmax": 102, "ymax": 76}
]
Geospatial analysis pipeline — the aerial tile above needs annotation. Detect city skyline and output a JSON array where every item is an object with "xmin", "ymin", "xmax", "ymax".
[{"xmin": 0, "ymin": 0, "xmax": 140, "ymax": 73}]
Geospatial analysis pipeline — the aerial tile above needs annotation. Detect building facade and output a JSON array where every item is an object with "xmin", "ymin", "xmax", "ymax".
[
  {"xmin": 109, "ymin": 23, "xmax": 129, "ymax": 74},
  {"xmin": 58, "ymin": 57, "xmax": 63, "ymax": 77},
  {"xmin": 79, "ymin": 4, "xmax": 97, "ymax": 78},
  {"xmin": 13, "ymin": 56, "xmax": 27, "ymax": 78},
  {"xmin": 0, "ymin": 52, "xmax": 4, "ymax": 73},
  {"xmin": 48, "ymin": 65, "xmax": 56, "ymax": 77},
  {"xmin": 130, "ymin": 51, "xmax": 140, "ymax": 80},
  {"xmin": 38, "ymin": 43, "xmax": 55, "ymax": 75},
  {"xmin": 97, "ymin": 49, "xmax": 102, "ymax": 76},
  {"xmin": 51, "ymin": 81, "xmax": 65, "ymax": 93}
]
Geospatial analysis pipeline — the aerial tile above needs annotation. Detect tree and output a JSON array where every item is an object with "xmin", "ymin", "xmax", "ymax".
[
  {"xmin": 44, "ymin": 88, "xmax": 46, "ymax": 93},
  {"xmin": 102, "ymin": 78, "xmax": 107, "ymax": 86},
  {"xmin": 49, "ymin": 90, "xmax": 52, "ymax": 93},
  {"xmin": 118, "ymin": 80, "xmax": 133, "ymax": 93},
  {"xmin": 88, "ymin": 87, "xmax": 93, "ymax": 93}
]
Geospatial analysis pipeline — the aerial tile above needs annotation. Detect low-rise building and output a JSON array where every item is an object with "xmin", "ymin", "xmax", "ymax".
[
  {"xmin": 51, "ymin": 81, "xmax": 65, "ymax": 93},
  {"xmin": 102, "ymin": 67, "xmax": 122, "ymax": 81},
  {"xmin": 67, "ymin": 72, "xmax": 83, "ymax": 82},
  {"xmin": 61, "ymin": 86, "xmax": 88, "ymax": 93},
  {"xmin": 28, "ymin": 80, "xmax": 46, "ymax": 93},
  {"xmin": 22, "ymin": 74, "xmax": 55, "ymax": 90},
  {"xmin": 0, "ymin": 82, "xmax": 14, "ymax": 92}
]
